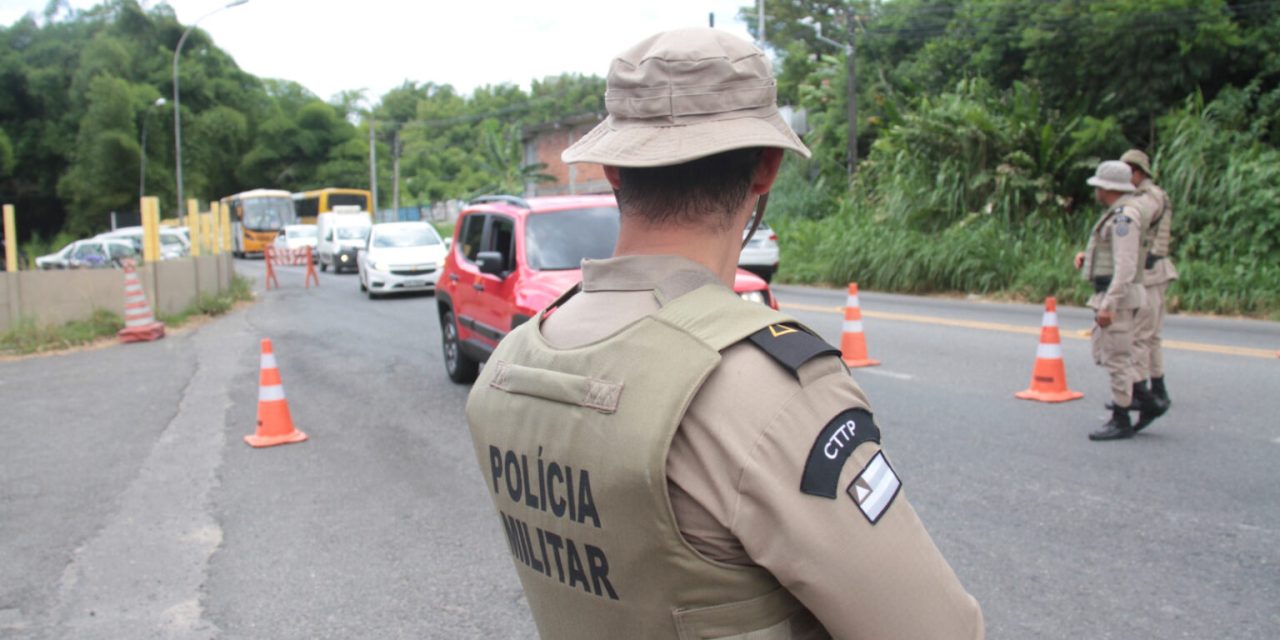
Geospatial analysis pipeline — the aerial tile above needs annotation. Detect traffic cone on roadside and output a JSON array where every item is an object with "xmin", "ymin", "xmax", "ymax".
[
  {"xmin": 117, "ymin": 258, "xmax": 165, "ymax": 343},
  {"xmin": 1015, "ymin": 297, "xmax": 1084, "ymax": 403},
  {"xmin": 245, "ymin": 338, "xmax": 308, "ymax": 448},
  {"xmin": 840, "ymin": 283, "xmax": 880, "ymax": 368}
]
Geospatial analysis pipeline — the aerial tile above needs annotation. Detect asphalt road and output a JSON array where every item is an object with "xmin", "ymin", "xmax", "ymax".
[{"xmin": 2, "ymin": 261, "xmax": 1277, "ymax": 639}]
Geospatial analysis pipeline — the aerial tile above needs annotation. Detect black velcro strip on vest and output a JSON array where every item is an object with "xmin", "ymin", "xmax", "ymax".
[
  {"xmin": 747, "ymin": 323, "xmax": 841, "ymax": 378},
  {"xmin": 801, "ymin": 408, "xmax": 881, "ymax": 499}
]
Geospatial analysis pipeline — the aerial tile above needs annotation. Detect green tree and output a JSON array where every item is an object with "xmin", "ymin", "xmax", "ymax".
[{"xmin": 57, "ymin": 74, "xmax": 139, "ymax": 233}]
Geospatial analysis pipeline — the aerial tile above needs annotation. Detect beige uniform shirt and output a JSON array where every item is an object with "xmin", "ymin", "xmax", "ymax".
[
  {"xmin": 1084, "ymin": 201, "xmax": 1145, "ymax": 312},
  {"xmin": 541, "ymin": 254, "xmax": 984, "ymax": 639}
]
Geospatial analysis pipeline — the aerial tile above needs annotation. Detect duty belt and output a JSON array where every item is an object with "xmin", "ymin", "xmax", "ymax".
[
  {"xmin": 1092, "ymin": 276, "xmax": 1112, "ymax": 293},
  {"xmin": 1145, "ymin": 253, "xmax": 1166, "ymax": 269}
]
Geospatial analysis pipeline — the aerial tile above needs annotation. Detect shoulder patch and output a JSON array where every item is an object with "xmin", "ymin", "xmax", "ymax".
[
  {"xmin": 1114, "ymin": 215, "xmax": 1131, "ymax": 237},
  {"xmin": 800, "ymin": 408, "xmax": 881, "ymax": 499},
  {"xmin": 847, "ymin": 451, "xmax": 901, "ymax": 524},
  {"xmin": 747, "ymin": 323, "xmax": 841, "ymax": 378}
]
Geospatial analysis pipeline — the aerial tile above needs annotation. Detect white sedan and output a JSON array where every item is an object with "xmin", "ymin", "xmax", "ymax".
[
  {"xmin": 357, "ymin": 222, "xmax": 447, "ymax": 298},
  {"xmin": 739, "ymin": 220, "xmax": 780, "ymax": 282}
]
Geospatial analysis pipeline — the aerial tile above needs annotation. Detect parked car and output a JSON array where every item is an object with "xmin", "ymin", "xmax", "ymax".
[
  {"xmin": 739, "ymin": 220, "xmax": 780, "ymax": 282},
  {"xmin": 272, "ymin": 224, "xmax": 319, "ymax": 253},
  {"xmin": 436, "ymin": 194, "xmax": 779, "ymax": 383},
  {"xmin": 97, "ymin": 226, "xmax": 189, "ymax": 259},
  {"xmin": 357, "ymin": 222, "xmax": 447, "ymax": 298},
  {"xmin": 36, "ymin": 238, "xmax": 137, "ymax": 269},
  {"xmin": 316, "ymin": 211, "xmax": 372, "ymax": 273}
]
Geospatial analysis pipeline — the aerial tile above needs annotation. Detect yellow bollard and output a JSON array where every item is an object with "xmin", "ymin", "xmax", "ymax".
[
  {"xmin": 3, "ymin": 204, "xmax": 16, "ymax": 272},
  {"xmin": 186, "ymin": 199, "xmax": 201, "ymax": 257},
  {"xmin": 219, "ymin": 202, "xmax": 232, "ymax": 255},
  {"xmin": 209, "ymin": 204, "xmax": 222, "ymax": 254},
  {"xmin": 188, "ymin": 209, "xmax": 202, "ymax": 258},
  {"xmin": 140, "ymin": 197, "xmax": 161, "ymax": 263}
]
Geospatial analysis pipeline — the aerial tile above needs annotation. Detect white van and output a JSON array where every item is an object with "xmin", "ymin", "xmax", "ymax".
[{"xmin": 316, "ymin": 211, "xmax": 372, "ymax": 273}]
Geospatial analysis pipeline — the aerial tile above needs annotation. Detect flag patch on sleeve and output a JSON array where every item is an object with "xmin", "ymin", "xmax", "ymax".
[{"xmin": 846, "ymin": 451, "xmax": 901, "ymax": 525}]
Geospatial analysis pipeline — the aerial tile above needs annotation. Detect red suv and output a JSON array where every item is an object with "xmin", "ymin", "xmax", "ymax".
[{"xmin": 437, "ymin": 194, "xmax": 779, "ymax": 383}]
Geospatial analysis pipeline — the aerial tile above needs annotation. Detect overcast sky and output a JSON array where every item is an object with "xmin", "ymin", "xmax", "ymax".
[{"xmin": 0, "ymin": 0, "xmax": 758, "ymax": 102}]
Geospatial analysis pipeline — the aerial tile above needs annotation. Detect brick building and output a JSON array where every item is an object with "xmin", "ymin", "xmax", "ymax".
[{"xmin": 522, "ymin": 113, "xmax": 610, "ymax": 197}]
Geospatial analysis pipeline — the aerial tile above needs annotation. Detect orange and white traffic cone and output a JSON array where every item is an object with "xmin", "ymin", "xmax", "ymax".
[
  {"xmin": 245, "ymin": 338, "xmax": 308, "ymax": 448},
  {"xmin": 840, "ymin": 283, "xmax": 880, "ymax": 368},
  {"xmin": 117, "ymin": 258, "xmax": 165, "ymax": 343},
  {"xmin": 1015, "ymin": 297, "xmax": 1084, "ymax": 403}
]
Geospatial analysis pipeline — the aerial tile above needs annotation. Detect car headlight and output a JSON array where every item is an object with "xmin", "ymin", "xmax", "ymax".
[
  {"xmin": 436, "ymin": 255, "xmax": 447, "ymax": 268},
  {"xmin": 339, "ymin": 253, "xmax": 349, "ymax": 262},
  {"xmin": 739, "ymin": 290, "xmax": 767, "ymax": 305}
]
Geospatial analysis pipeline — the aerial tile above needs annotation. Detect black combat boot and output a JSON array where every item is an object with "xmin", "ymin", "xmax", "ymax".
[
  {"xmin": 1151, "ymin": 376, "xmax": 1171, "ymax": 407},
  {"xmin": 1089, "ymin": 405, "xmax": 1135, "ymax": 441},
  {"xmin": 1132, "ymin": 381, "xmax": 1167, "ymax": 433}
]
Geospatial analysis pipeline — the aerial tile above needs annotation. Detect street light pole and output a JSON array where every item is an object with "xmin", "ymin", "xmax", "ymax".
[
  {"xmin": 173, "ymin": 0, "xmax": 248, "ymax": 217},
  {"xmin": 140, "ymin": 97, "xmax": 166, "ymax": 199}
]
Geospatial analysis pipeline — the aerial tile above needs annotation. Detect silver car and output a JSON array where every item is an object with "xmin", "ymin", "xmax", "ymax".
[
  {"xmin": 739, "ymin": 221, "xmax": 780, "ymax": 282},
  {"xmin": 36, "ymin": 238, "xmax": 137, "ymax": 269}
]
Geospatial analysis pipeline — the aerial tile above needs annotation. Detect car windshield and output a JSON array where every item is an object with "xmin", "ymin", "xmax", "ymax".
[
  {"xmin": 336, "ymin": 226, "xmax": 369, "ymax": 240},
  {"xmin": 288, "ymin": 226, "xmax": 317, "ymax": 238},
  {"xmin": 373, "ymin": 226, "xmax": 439, "ymax": 248},
  {"xmin": 160, "ymin": 235, "xmax": 184, "ymax": 246},
  {"xmin": 525, "ymin": 207, "xmax": 620, "ymax": 270},
  {"xmin": 242, "ymin": 198, "xmax": 294, "ymax": 231}
]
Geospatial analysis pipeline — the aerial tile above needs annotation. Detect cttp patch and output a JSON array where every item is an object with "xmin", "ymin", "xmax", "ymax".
[{"xmin": 846, "ymin": 451, "xmax": 901, "ymax": 525}]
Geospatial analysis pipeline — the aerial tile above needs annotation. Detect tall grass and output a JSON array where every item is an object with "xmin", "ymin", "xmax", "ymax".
[
  {"xmin": 0, "ymin": 309, "xmax": 123, "ymax": 355},
  {"xmin": 767, "ymin": 82, "xmax": 1280, "ymax": 319}
]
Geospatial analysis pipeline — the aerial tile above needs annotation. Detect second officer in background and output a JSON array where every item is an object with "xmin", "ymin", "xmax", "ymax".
[
  {"xmin": 1075, "ymin": 161, "xmax": 1156, "ymax": 440},
  {"xmin": 1122, "ymin": 149, "xmax": 1177, "ymax": 431}
]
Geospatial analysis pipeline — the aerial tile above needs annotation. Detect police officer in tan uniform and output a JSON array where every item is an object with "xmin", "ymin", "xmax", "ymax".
[
  {"xmin": 1122, "ymin": 149, "xmax": 1176, "ymax": 430},
  {"xmin": 1074, "ymin": 161, "xmax": 1157, "ymax": 441},
  {"xmin": 466, "ymin": 27, "xmax": 983, "ymax": 639}
]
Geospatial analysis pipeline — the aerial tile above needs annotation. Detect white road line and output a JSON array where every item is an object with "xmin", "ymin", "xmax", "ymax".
[{"xmin": 854, "ymin": 368, "xmax": 914, "ymax": 381}]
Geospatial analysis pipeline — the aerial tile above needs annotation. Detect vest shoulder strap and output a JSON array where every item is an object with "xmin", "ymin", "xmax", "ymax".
[
  {"xmin": 746, "ymin": 322, "xmax": 843, "ymax": 378},
  {"xmin": 652, "ymin": 284, "xmax": 793, "ymax": 352},
  {"xmin": 653, "ymin": 284, "xmax": 841, "ymax": 377}
]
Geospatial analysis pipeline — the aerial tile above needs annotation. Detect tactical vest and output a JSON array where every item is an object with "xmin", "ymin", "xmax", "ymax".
[
  {"xmin": 467, "ymin": 283, "xmax": 829, "ymax": 640},
  {"xmin": 1148, "ymin": 184, "xmax": 1173, "ymax": 258},
  {"xmin": 1133, "ymin": 180, "xmax": 1169, "ymax": 258},
  {"xmin": 1083, "ymin": 198, "xmax": 1143, "ymax": 285}
]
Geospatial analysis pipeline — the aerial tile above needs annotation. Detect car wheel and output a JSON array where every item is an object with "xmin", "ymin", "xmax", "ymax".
[
  {"xmin": 320, "ymin": 260, "xmax": 328, "ymax": 272},
  {"xmin": 359, "ymin": 273, "xmax": 367, "ymax": 292},
  {"xmin": 441, "ymin": 309, "xmax": 479, "ymax": 384}
]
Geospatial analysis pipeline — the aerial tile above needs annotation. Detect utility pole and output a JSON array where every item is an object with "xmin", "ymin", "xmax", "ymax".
[
  {"xmin": 758, "ymin": 0, "xmax": 765, "ymax": 44},
  {"xmin": 392, "ymin": 129, "xmax": 401, "ymax": 219},
  {"xmin": 368, "ymin": 114, "xmax": 378, "ymax": 219},
  {"xmin": 846, "ymin": 8, "xmax": 858, "ymax": 179},
  {"xmin": 809, "ymin": 19, "xmax": 858, "ymax": 179}
]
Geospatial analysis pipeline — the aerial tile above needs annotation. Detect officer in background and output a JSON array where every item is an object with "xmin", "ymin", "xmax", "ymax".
[
  {"xmin": 1075, "ymin": 161, "xmax": 1158, "ymax": 441},
  {"xmin": 1122, "ymin": 149, "xmax": 1177, "ymax": 430},
  {"xmin": 466, "ymin": 28, "xmax": 983, "ymax": 639}
]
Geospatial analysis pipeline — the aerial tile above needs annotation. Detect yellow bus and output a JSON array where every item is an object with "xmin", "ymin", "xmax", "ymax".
[
  {"xmin": 222, "ymin": 189, "xmax": 297, "ymax": 257},
  {"xmin": 292, "ymin": 187, "xmax": 373, "ymax": 224}
]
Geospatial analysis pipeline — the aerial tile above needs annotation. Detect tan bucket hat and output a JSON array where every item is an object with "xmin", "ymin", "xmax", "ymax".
[
  {"xmin": 1120, "ymin": 149, "xmax": 1155, "ymax": 178},
  {"xmin": 562, "ymin": 27, "xmax": 811, "ymax": 168},
  {"xmin": 1087, "ymin": 160, "xmax": 1136, "ymax": 192}
]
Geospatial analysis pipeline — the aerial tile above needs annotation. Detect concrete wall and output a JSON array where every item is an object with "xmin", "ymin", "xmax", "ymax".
[{"xmin": 0, "ymin": 254, "xmax": 235, "ymax": 334}]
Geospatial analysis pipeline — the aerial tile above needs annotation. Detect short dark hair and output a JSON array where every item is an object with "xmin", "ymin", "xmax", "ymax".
[{"xmin": 615, "ymin": 147, "xmax": 764, "ymax": 229}]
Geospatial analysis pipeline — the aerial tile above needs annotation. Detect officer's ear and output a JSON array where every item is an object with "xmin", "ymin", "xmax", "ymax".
[
  {"xmin": 750, "ymin": 149, "xmax": 785, "ymax": 196},
  {"xmin": 603, "ymin": 165, "xmax": 622, "ymax": 190}
]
